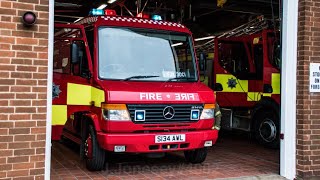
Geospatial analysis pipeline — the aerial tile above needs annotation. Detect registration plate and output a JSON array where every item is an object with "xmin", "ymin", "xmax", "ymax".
[{"xmin": 155, "ymin": 134, "xmax": 186, "ymax": 143}]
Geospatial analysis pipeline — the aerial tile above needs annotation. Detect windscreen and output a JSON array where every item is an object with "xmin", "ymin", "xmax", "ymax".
[{"xmin": 98, "ymin": 27, "xmax": 197, "ymax": 81}]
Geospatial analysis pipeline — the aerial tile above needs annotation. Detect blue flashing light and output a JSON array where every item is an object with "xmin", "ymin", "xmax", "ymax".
[
  {"xmin": 151, "ymin": 14, "xmax": 162, "ymax": 21},
  {"xmin": 89, "ymin": 9, "xmax": 104, "ymax": 16},
  {"xmin": 191, "ymin": 110, "xmax": 200, "ymax": 120},
  {"xmin": 137, "ymin": 114, "xmax": 144, "ymax": 120},
  {"xmin": 135, "ymin": 110, "xmax": 145, "ymax": 121},
  {"xmin": 192, "ymin": 112, "xmax": 199, "ymax": 119}
]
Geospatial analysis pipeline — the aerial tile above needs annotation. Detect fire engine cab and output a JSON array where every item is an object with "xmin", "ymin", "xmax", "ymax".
[
  {"xmin": 52, "ymin": 9, "xmax": 218, "ymax": 171},
  {"xmin": 208, "ymin": 20, "xmax": 280, "ymax": 149}
]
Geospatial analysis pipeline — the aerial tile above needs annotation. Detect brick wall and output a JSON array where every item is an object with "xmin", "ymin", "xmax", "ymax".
[
  {"xmin": 0, "ymin": 0, "xmax": 48, "ymax": 179},
  {"xmin": 297, "ymin": 0, "xmax": 320, "ymax": 179},
  {"xmin": 0, "ymin": 0, "xmax": 319, "ymax": 179}
]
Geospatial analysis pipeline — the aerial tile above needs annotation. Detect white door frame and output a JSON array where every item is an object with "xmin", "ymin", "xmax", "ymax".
[
  {"xmin": 45, "ymin": 0, "xmax": 299, "ymax": 179},
  {"xmin": 280, "ymin": 0, "xmax": 298, "ymax": 179},
  {"xmin": 45, "ymin": 0, "xmax": 54, "ymax": 179}
]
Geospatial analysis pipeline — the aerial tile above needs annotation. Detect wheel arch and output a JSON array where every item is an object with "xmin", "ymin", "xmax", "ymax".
[
  {"xmin": 251, "ymin": 97, "xmax": 280, "ymax": 131},
  {"xmin": 82, "ymin": 112, "xmax": 101, "ymax": 132},
  {"xmin": 79, "ymin": 112, "xmax": 101, "ymax": 159},
  {"xmin": 72, "ymin": 111, "xmax": 101, "ymax": 134}
]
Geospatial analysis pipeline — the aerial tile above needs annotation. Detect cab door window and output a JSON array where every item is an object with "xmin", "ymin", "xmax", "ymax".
[
  {"xmin": 54, "ymin": 26, "xmax": 91, "ymax": 78},
  {"xmin": 218, "ymin": 41, "xmax": 250, "ymax": 76},
  {"xmin": 218, "ymin": 40, "xmax": 262, "ymax": 80},
  {"xmin": 53, "ymin": 40, "xmax": 71, "ymax": 74}
]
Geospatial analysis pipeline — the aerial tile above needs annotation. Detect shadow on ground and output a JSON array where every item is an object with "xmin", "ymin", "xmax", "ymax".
[{"xmin": 51, "ymin": 131, "xmax": 280, "ymax": 180}]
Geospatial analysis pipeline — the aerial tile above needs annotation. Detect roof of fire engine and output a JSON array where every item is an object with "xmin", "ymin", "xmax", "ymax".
[{"xmin": 76, "ymin": 16, "xmax": 191, "ymax": 34}]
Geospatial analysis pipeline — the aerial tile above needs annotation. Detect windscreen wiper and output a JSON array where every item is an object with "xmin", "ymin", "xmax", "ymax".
[
  {"xmin": 166, "ymin": 77, "xmax": 196, "ymax": 82},
  {"xmin": 123, "ymin": 75, "xmax": 160, "ymax": 81}
]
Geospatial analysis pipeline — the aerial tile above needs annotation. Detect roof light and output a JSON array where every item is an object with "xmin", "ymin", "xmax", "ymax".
[
  {"xmin": 89, "ymin": 9, "xmax": 104, "ymax": 16},
  {"xmin": 97, "ymin": 4, "xmax": 107, "ymax": 10},
  {"xmin": 108, "ymin": 0, "xmax": 118, "ymax": 3},
  {"xmin": 151, "ymin": 14, "xmax": 162, "ymax": 21},
  {"xmin": 171, "ymin": 42, "xmax": 183, "ymax": 47},
  {"xmin": 137, "ymin": 13, "xmax": 150, "ymax": 19},
  {"xmin": 105, "ymin": 9, "xmax": 117, "ymax": 16},
  {"xmin": 194, "ymin": 36, "xmax": 215, "ymax": 42},
  {"xmin": 89, "ymin": 8, "xmax": 116, "ymax": 16}
]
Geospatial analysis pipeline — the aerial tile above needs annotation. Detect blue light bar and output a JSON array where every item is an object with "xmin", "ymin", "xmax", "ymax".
[
  {"xmin": 151, "ymin": 14, "xmax": 162, "ymax": 21},
  {"xmin": 89, "ymin": 9, "xmax": 104, "ymax": 16}
]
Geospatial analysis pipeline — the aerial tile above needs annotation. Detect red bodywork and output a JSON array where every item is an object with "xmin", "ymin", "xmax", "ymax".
[
  {"xmin": 52, "ymin": 15, "xmax": 218, "ymax": 153},
  {"xmin": 212, "ymin": 30, "xmax": 280, "ymax": 108}
]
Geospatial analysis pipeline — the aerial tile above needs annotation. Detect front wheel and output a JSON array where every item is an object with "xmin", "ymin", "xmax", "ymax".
[
  {"xmin": 184, "ymin": 148, "xmax": 207, "ymax": 164},
  {"xmin": 254, "ymin": 110, "xmax": 280, "ymax": 149},
  {"xmin": 84, "ymin": 125, "xmax": 106, "ymax": 171}
]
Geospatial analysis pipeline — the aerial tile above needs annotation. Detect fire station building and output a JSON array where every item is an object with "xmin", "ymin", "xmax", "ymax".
[{"xmin": 0, "ymin": 0, "xmax": 319, "ymax": 179}]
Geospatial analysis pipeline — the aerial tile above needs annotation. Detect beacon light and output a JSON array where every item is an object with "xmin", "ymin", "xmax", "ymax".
[
  {"xmin": 190, "ymin": 109, "xmax": 200, "ymax": 120},
  {"xmin": 135, "ymin": 110, "xmax": 145, "ymax": 121},
  {"xmin": 105, "ymin": 9, "xmax": 117, "ymax": 16},
  {"xmin": 151, "ymin": 14, "xmax": 162, "ymax": 21},
  {"xmin": 137, "ymin": 13, "xmax": 150, "ymax": 19},
  {"xmin": 89, "ymin": 9, "xmax": 104, "ymax": 16}
]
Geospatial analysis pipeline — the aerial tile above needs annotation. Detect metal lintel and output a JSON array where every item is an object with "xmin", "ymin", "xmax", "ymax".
[{"xmin": 54, "ymin": 14, "xmax": 83, "ymax": 19}]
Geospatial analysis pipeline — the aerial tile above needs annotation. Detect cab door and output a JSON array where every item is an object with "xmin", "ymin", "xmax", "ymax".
[
  {"xmin": 213, "ymin": 38, "xmax": 252, "ymax": 107},
  {"xmin": 52, "ymin": 24, "xmax": 93, "ymax": 140}
]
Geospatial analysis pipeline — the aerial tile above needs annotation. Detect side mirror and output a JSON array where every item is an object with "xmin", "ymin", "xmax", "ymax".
[
  {"xmin": 214, "ymin": 83, "xmax": 223, "ymax": 91},
  {"xmin": 199, "ymin": 53, "xmax": 207, "ymax": 72},
  {"xmin": 82, "ymin": 71, "xmax": 92, "ymax": 80},
  {"xmin": 263, "ymin": 84, "xmax": 273, "ymax": 93},
  {"xmin": 71, "ymin": 43, "xmax": 80, "ymax": 64},
  {"xmin": 200, "ymin": 75, "xmax": 207, "ymax": 83},
  {"xmin": 273, "ymin": 43, "xmax": 281, "ymax": 69}
]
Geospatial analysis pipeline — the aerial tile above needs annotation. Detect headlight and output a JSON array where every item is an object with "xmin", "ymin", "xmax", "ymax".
[
  {"xmin": 102, "ymin": 104, "xmax": 131, "ymax": 121},
  {"xmin": 200, "ymin": 104, "xmax": 215, "ymax": 119}
]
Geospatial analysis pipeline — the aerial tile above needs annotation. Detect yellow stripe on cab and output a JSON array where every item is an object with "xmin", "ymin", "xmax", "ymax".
[
  {"xmin": 52, "ymin": 105, "xmax": 67, "ymax": 125},
  {"xmin": 216, "ymin": 74, "xmax": 248, "ymax": 93},
  {"xmin": 67, "ymin": 83, "xmax": 105, "ymax": 107},
  {"xmin": 272, "ymin": 73, "xmax": 280, "ymax": 94}
]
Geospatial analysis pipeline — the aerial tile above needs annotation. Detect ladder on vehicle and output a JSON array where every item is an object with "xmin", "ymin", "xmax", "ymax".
[{"xmin": 195, "ymin": 15, "xmax": 273, "ymax": 53}]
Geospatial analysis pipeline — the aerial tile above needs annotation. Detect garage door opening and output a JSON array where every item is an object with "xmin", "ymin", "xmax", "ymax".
[{"xmin": 47, "ymin": 0, "xmax": 297, "ymax": 179}]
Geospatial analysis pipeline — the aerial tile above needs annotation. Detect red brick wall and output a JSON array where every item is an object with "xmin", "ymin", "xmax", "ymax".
[
  {"xmin": 0, "ymin": 0, "xmax": 48, "ymax": 179},
  {"xmin": 297, "ymin": 0, "xmax": 320, "ymax": 179}
]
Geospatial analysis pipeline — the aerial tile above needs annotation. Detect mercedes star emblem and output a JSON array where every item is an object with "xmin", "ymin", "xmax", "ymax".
[{"xmin": 163, "ymin": 106, "xmax": 175, "ymax": 119}]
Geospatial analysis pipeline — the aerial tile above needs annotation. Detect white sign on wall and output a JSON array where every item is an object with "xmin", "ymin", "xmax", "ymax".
[{"xmin": 310, "ymin": 63, "xmax": 320, "ymax": 92}]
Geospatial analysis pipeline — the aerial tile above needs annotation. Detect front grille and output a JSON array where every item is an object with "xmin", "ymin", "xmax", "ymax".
[{"xmin": 127, "ymin": 104, "xmax": 203, "ymax": 123}]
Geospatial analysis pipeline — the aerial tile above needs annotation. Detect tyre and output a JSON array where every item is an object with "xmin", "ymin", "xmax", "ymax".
[
  {"xmin": 84, "ymin": 125, "xmax": 106, "ymax": 171},
  {"xmin": 254, "ymin": 109, "xmax": 280, "ymax": 149},
  {"xmin": 184, "ymin": 148, "xmax": 207, "ymax": 164}
]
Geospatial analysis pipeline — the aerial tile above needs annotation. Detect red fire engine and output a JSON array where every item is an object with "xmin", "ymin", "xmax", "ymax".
[
  {"xmin": 52, "ymin": 9, "xmax": 218, "ymax": 171},
  {"xmin": 209, "ymin": 25, "xmax": 280, "ymax": 148}
]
